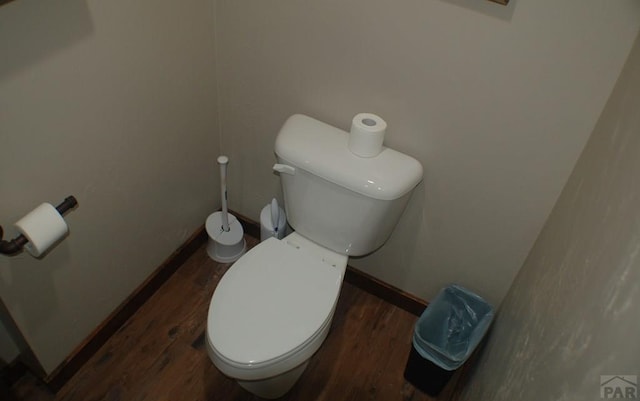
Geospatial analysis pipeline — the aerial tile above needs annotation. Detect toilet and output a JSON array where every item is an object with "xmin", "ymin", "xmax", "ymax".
[{"xmin": 206, "ymin": 114, "xmax": 423, "ymax": 399}]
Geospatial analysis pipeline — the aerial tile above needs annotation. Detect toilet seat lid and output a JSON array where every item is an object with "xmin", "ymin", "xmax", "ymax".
[{"xmin": 207, "ymin": 237, "xmax": 343, "ymax": 366}]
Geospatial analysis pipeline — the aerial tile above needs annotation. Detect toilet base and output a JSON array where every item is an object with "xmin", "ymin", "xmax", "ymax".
[{"xmin": 237, "ymin": 361, "xmax": 309, "ymax": 399}]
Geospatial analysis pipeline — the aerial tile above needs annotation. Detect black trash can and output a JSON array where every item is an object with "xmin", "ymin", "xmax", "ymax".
[{"xmin": 404, "ymin": 285, "xmax": 494, "ymax": 396}]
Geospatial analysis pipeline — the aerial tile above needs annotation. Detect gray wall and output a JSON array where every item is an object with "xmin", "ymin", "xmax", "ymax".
[
  {"xmin": 0, "ymin": 319, "xmax": 19, "ymax": 366},
  {"xmin": 0, "ymin": 0, "xmax": 219, "ymax": 374},
  {"xmin": 215, "ymin": 0, "xmax": 640, "ymax": 307},
  {"xmin": 460, "ymin": 31, "xmax": 640, "ymax": 401}
]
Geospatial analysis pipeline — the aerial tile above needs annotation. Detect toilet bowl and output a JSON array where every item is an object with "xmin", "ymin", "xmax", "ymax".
[
  {"xmin": 206, "ymin": 233, "xmax": 348, "ymax": 399},
  {"xmin": 205, "ymin": 114, "xmax": 423, "ymax": 398}
]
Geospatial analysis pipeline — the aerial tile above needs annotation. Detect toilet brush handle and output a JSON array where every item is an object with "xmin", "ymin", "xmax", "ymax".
[{"xmin": 218, "ymin": 156, "xmax": 230, "ymax": 232}]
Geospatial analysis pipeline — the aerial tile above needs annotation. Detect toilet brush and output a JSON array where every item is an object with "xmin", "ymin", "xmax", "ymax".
[{"xmin": 205, "ymin": 156, "xmax": 246, "ymax": 263}]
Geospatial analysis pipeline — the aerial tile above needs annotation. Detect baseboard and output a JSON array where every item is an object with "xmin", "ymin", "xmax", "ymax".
[
  {"xmin": 229, "ymin": 210, "xmax": 260, "ymax": 239},
  {"xmin": 233, "ymin": 213, "xmax": 428, "ymax": 316},
  {"xmin": 44, "ymin": 226, "xmax": 208, "ymax": 392},
  {"xmin": 343, "ymin": 267, "xmax": 427, "ymax": 316}
]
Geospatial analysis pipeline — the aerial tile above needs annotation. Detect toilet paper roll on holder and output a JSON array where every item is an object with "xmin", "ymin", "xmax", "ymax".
[{"xmin": 0, "ymin": 196, "xmax": 78, "ymax": 256}]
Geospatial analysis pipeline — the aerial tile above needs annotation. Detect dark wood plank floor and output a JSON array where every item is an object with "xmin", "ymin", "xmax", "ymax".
[{"xmin": 9, "ymin": 235, "xmax": 466, "ymax": 401}]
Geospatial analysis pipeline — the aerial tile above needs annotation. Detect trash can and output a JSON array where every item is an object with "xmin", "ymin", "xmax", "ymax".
[{"xmin": 404, "ymin": 285, "xmax": 495, "ymax": 396}]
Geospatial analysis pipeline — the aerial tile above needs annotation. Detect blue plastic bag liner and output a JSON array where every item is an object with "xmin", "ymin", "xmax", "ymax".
[{"xmin": 412, "ymin": 285, "xmax": 494, "ymax": 371}]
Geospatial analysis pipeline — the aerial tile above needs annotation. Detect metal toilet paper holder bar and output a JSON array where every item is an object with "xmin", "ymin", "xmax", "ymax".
[{"xmin": 0, "ymin": 195, "xmax": 78, "ymax": 256}]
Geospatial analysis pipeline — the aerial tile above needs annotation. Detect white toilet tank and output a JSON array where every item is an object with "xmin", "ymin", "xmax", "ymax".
[{"xmin": 274, "ymin": 114, "xmax": 423, "ymax": 256}]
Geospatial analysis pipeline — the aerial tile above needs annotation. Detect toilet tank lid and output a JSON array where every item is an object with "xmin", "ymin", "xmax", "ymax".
[{"xmin": 275, "ymin": 114, "xmax": 423, "ymax": 201}]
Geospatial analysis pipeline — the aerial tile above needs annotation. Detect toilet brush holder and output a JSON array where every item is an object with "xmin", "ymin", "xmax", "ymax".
[{"xmin": 205, "ymin": 211, "xmax": 246, "ymax": 263}]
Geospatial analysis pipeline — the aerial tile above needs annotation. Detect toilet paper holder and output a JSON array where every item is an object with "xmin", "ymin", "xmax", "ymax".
[{"xmin": 0, "ymin": 195, "xmax": 78, "ymax": 256}]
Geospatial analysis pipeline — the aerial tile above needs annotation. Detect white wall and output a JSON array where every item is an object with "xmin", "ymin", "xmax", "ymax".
[
  {"xmin": 0, "ymin": 0, "xmax": 219, "ymax": 374},
  {"xmin": 215, "ymin": 0, "xmax": 640, "ymax": 306},
  {"xmin": 1, "ymin": 0, "xmax": 639, "ymax": 379},
  {"xmin": 460, "ymin": 30, "xmax": 640, "ymax": 401}
]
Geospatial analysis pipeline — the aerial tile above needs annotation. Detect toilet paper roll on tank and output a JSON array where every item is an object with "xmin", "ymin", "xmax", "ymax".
[{"xmin": 348, "ymin": 113, "xmax": 387, "ymax": 158}]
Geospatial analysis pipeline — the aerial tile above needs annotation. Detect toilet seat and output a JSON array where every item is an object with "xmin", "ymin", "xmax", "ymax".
[{"xmin": 206, "ymin": 236, "xmax": 346, "ymax": 379}]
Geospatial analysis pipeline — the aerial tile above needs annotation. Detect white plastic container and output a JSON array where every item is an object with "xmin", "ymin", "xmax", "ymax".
[{"xmin": 260, "ymin": 199, "xmax": 287, "ymax": 242}]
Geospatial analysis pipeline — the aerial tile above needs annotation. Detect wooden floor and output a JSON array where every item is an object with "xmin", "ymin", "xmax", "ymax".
[{"xmin": 9, "ymin": 235, "xmax": 465, "ymax": 401}]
